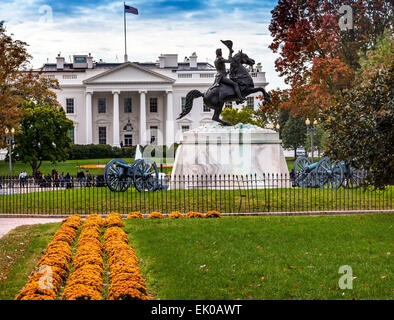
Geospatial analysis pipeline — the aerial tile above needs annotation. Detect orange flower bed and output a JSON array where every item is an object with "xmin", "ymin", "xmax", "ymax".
[
  {"xmin": 205, "ymin": 211, "xmax": 222, "ymax": 218},
  {"xmin": 104, "ymin": 212, "xmax": 125, "ymax": 227},
  {"xmin": 168, "ymin": 211, "xmax": 184, "ymax": 219},
  {"xmin": 62, "ymin": 214, "xmax": 104, "ymax": 300},
  {"xmin": 186, "ymin": 211, "xmax": 205, "ymax": 218},
  {"xmin": 16, "ymin": 215, "xmax": 83, "ymax": 300},
  {"xmin": 104, "ymin": 226, "xmax": 149, "ymax": 300},
  {"xmin": 148, "ymin": 211, "xmax": 164, "ymax": 219},
  {"xmin": 126, "ymin": 211, "xmax": 144, "ymax": 219}
]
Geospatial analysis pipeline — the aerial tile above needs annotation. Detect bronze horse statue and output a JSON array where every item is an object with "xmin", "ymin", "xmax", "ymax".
[{"xmin": 177, "ymin": 50, "xmax": 270, "ymax": 126}]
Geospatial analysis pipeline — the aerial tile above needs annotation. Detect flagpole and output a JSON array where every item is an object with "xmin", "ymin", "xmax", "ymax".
[{"xmin": 124, "ymin": 2, "xmax": 128, "ymax": 62}]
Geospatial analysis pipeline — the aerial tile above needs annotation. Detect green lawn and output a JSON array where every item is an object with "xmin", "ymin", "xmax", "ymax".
[
  {"xmin": 1, "ymin": 157, "xmax": 300, "ymax": 177},
  {"xmin": 0, "ymin": 158, "xmax": 126, "ymax": 176},
  {"xmin": 0, "ymin": 222, "xmax": 60, "ymax": 300},
  {"xmin": 0, "ymin": 157, "xmax": 178, "ymax": 176},
  {"xmin": 0, "ymin": 214, "xmax": 392, "ymax": 300},
  {"xmin": 0, "ymin": 185, "xmax": 391, "ymax": 215},
  {"xmin": 125, "ymin": 213, "xmax": 394, "ymax": 300}
]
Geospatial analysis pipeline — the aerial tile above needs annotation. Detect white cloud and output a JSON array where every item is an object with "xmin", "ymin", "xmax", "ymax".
[{"xmin": 1, "ymin": 0, "xmax": 287, "ymax": 90}]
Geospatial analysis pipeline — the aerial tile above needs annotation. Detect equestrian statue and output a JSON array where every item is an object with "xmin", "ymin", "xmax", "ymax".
[{"xmin": 177, "ymin": 40, "xmax": 271, "ymax": 126}]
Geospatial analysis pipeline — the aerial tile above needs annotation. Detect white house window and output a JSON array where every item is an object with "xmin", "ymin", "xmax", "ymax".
[
  {"xmin": 124, "ymin": 134, "xmax": 133, "ymax": 147},
  {"xmin": 98, "ymin": 127, "xmax": 106, "ymax": 144},
  {"xmin": 44, "ymin": 74, "xmax": 56, "ymax": 79},
  {"xmin": 200, "ymin": 73, "xmax": 214, "ymax": 78},
  {"xmin": 74, "ymin": 57, "xmax": 87, "ymax": 63},
  {"xmin": 124, "ymin": 98, "xmax": 132, "ymax": 113},
  {"xmin": 150, "ymin": 98, "xmax": 158, "ymax": 113},
  {"xmin": 98, "ymin": 98, "xmax": 106, "ymax": 113},
  {"xmin": 181, "ymin": 125, "xmax": 190, "ymax": 133},
  {"xmin": 66, "ymin": 98, "xmax": 74, "ymax": 114},
  {"xmin": 247, "ymin": 97, "xmax": 254, "ymax": 109},
  {"xmin": 178, "ymin": 73, "xmax": 192, "ymax": 78},
  {"xmin": 203, "ymin": 103, "xmax": 210, "ymax": 112},
  {"xmin": 67, "ymin": 128, "xmax": 75, "ymax": 144},
  {"xmin": 150, "ymin": 126, "xmax": 158, "ymax": 145},
  {"xmin": 62, "ymin": 74, "xmax": 77, "ymax": 79}
]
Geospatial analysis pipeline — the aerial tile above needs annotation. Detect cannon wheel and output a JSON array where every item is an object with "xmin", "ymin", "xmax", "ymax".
[
  {"xmin": 133, "ymin": 159, "xmax": 159, "ymax": 193},
  {"xmin": 293, "ymin": 156, "xmax": 312, "ymax": 188},
  {"xmin": 343, "ymin": 165, "xmax": 365, "ymax": 189},
  {"xmin": 104, "ymin": 159, "xmax": 130, "ymax": 192},
  {"xmin": 316, "ymin": 157, "xmax": 344, "ymax": 189}
]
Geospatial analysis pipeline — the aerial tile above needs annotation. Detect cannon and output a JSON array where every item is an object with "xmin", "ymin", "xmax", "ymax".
[
  {"xmin": 292, "ymin": 156, "xmax": 343, "ymax": 189},
  {"xmin": 336, "ymin": 161, "xmax": 366, "ymax": 189},
  {"xmin": 104, "ymin": 158, "xmax": 160, "ymax": 193},
  {"xmin": 291, "ymin": 156, "xmax": 365, "ymax": 189}
]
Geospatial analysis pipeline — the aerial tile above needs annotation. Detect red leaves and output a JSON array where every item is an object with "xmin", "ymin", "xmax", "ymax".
[{"xmin": 268, "ymin": 0, "xmax": 392, "ymax": 117}]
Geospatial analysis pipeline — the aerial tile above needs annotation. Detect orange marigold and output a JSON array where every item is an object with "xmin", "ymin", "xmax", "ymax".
[
  {"xmin": 148, "ymin": 211, "xmax": 164, "ymax": 219},
  {"xmin": 205, "ymin": 211, "xmax": 222, "ymax": 218},
  {"xmin": 186, "ymin": 211, "xmax": 204, "ymax": 218},
  {"xmin": 168, "ymin": 211, "xmax": 184, "ymax": 219},
  {"xmin": 127, "ymin": 211, "xmax": 144, "ymax": 219}
]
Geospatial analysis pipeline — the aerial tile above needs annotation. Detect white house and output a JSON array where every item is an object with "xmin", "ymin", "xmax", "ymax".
[{"xmin": 37, "ymin": 52, "xmax": 268, "ymax": 147}]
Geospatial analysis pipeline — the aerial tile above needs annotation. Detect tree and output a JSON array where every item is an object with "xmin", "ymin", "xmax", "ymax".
[
  {"xmin": 269, "ymin": 0, "xmax": 393, "ymax": 117},
  {"xmin": 13, "ymin": 101, "xmax": 74, "ymax": 176},
  {"xmin": 304, "ymin": 123, "xmax": 328, "ymax": 157},
  {"xmin": 221, "ymin": 106, "xmax": 262, "ymax": 127},
  {"xmin": 281, "ymin": 116, "xmax": 307, "ymax": 159},
  {"xmin": 323, "ymin": 31, "xmax": 394, "ymax": 189},
  {"xmin": 0, "ymin": 22, "xmax": 59, "ymax": 144}
]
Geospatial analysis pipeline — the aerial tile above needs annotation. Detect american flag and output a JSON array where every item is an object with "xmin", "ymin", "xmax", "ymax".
[{"xmin": 124, "ymin": 4, "xmax": 138, "ymax": 15}]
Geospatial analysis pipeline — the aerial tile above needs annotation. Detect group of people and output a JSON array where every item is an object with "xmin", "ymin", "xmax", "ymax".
[
  {"xmin": 76, "ymin": 170, "xmax": 93, "ymax": 187},
  {"xmin": 16, "ymin": 168, "xmax": 103, "ymax": 189},
  {"xmin": 32, "ymin": 169, "xmax": 72, "ymax": 188}
]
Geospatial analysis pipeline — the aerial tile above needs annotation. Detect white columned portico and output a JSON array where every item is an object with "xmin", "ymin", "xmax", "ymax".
[
  {"xmin": 165, "ymin": 89, "xmax": 175, "ymax": 146},
  {"xmin": 112, "ymin": 90, "xmax": 120, "ymax": 147},
  {"xmin": 85, "ymin": 91, "xmax": 93, "ymax": 144},
  {"xmin": 139, "ymin": 90, "xmax": 147, "ymax": 145}
]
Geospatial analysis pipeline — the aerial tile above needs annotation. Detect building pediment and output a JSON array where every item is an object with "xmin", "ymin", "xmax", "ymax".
[{"xmin": 83, "ymin": 62, "xmax": 175, "ymax": 84}]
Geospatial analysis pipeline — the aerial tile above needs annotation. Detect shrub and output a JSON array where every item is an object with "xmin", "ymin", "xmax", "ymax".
[
  {"xmin": 126, "ymin": 212, "xmax": 144, "ymax": 219},
  {"xmin": 68, "ymin": 144, "xmax": 136, "ymax": 160},
  {"xmin": 168, "ymin": 211, "xmax": 184, "ymax": 219},
  {"xmin": 103, "ymin": 212, "xmax": 124, "ymax": 228},
  {"xmin": 186, "ymin": 211, "xmax": 204, "ymax": 218},
  {"xmin": 205, "ymin": 211, "xmax": 222, "ymax": 218},
  {"xmin": 148, "ymin": 212, "xmax": 164, "ymax": 219}
]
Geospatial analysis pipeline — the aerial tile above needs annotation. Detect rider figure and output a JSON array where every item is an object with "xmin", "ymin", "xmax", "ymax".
[{"xmin": 214, "ymin": 48, "xmax": 245, "ymax": 104}]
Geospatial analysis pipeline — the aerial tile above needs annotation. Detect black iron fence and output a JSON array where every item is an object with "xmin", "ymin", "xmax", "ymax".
[{"xmin": 0, "ymin": 174, "xmax": 392, "ymax": 215}]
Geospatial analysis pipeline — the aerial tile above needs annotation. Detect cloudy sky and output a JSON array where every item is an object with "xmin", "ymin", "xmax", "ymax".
[{"xmin": 1, "ymin": 0, "xmax": 286, "ymax": 89}]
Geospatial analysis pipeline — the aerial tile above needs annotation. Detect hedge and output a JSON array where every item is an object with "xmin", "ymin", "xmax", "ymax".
[
  {"xmin": 67, "ymin": 143, "xmax": 180, "ymax": 160},
  {"xmin": 68, "ymin": 144, "xmax": 136, "ymax": 160}
]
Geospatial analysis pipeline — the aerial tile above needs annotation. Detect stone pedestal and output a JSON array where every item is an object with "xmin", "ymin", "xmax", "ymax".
[{"xmin": 171, "ymin": 123, "xmax": 290, "ymax": 189}]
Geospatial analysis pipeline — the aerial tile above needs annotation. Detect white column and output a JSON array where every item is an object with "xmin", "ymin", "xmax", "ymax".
[
  {"xmin": 139, "ymin": 90, "xmax": 147, "ymax": 145},
  {"xmin": 85, "ymin": 91, "xmax": 93, "ymax": 144},
  {"xmin": 112, "ymin": 90, "xmax": 120, "ymax": 147},
  {"xmin": 165, "ymin": 89, "xmax": 175, "ymax": 146}
]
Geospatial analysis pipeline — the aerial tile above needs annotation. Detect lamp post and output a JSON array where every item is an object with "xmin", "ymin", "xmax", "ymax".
[
  {"xmin": 305, "ymin": 118, "xmax": 318, "ymax": 162},
  {"xmin": 269, "ymin": 123, "xmax": 280, "ymax": 130},
  {"xmin": 5, "ymin": 128, "xmax": 15, "ymax": 187}
]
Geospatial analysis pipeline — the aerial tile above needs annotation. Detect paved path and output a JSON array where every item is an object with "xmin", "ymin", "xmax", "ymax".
[{"xmin": 0, "ymin": 218, "xmax": 64, "ymax": 239}]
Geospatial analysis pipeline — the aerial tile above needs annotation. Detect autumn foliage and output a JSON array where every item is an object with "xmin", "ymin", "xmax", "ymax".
[
  {"xmin": 0, "ymin": 22, "xmax": 60, "ymax": 144},
  {"xmin": 268, "ymin": 0, "xmax": 393, "ymax": 117}
]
